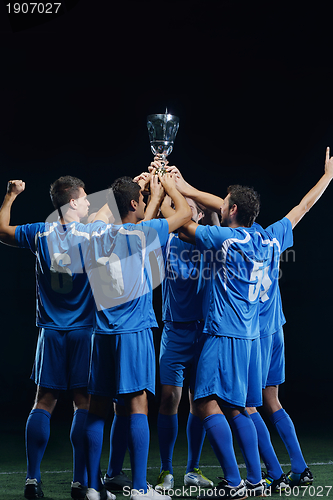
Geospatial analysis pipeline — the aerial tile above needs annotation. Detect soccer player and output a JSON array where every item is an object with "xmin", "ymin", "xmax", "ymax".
[
  {"xmin": 154, "ymin": 194, "xmax": 214, "ymax": 493},
  {"xmin": 244, "ymin": 148, "xmax": 333, "ymax": 491},
  {"xmin": 173, "ymin": 148, "xmax": 333, "ymax": 499},
  {"xmin": 0, "ymin": 176, "xmax": 97, "ymax": 500},
  {"xmin": 84, "ymin": 171, "xmax": 192, "ymax": 500}
]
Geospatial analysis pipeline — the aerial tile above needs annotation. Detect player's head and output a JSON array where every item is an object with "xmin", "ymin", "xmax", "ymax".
[
  {"xmin": 185, "ymin": 197, "xmax": 204, "ymax": 223},
  {"xmin": 50, "ymin": 176, "xmax": 89, "ymax": 220},
  {"xmin": 108, "ymin": 176, "xmax": 145, "ymax": 222},
  {"xmin": 222, "ymin": 185, "xmax": 260, "ymax": 227}
]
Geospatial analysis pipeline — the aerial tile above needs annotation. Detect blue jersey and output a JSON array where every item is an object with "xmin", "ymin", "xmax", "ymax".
[
  {"xmin": 88, "ymin": 218, "xmax": 169, "ymax": 334},
  {"xmin": 15, "ymin": 221, "xmax": 97, "ymax": 330},
  {"xmin": 161, "ymin": 233, "xmax": 207, "ymax": 322},
  {"xmin": 195, "ymin": 224, "xmax": 276, "ymax": 339},
  {"xmin": 253, "ymin": 218, "xmax": 293, "ymax": 337}
]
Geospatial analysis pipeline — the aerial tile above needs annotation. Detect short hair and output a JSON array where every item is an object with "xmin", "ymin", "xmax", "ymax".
[
  {"xmin": 107, "ymin": 176, "xmax": 141, "ymax": 220},
  {"xmin": 50, "ymin": 176, "xmax": 85, "ymax": 216},
  {"xmin": 227, "ymin": 185, "xmax": 260, "ymax": 227}
]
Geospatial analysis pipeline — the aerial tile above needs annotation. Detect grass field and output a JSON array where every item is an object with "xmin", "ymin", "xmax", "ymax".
[{"xmin": 0, "ymin": 410, "xmax": 332, "ymax": 500}]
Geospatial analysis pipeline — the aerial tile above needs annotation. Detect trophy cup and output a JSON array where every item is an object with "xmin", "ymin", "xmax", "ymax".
[{"xmin": 147, "ymin": 109, "xmax": 179, "ymax": 174}]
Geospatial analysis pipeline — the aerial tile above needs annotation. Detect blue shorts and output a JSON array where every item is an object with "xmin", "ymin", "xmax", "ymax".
[
  {"xmin": 261, "ymin": 327, "xmax": 285, "ymax": 388},
  {"xmin": 159, "ymin": 321, "xmax": 204, "ymax": 388},
  {"xmin": 31, "ymin": 327, "xmax": 93, "ymax": 390},
  {"xmin": 88, "ymin": 329, "xmax": 156, "ymax": 397},
  {"xmin": 194, "ymin": 334, "xmax": 262, "ymax": 408}
]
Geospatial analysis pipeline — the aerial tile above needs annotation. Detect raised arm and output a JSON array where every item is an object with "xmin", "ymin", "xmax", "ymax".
[
  {"xmin": 158, "ymin": 173, "xmax": 192, "ymax": 233},
  {"xmin": 286, "ymin": 147, "xmax": 333, "ymax": 229},
  {"xmin": 0, "ymin": 180, "xmax": 25, "ymax": 246},
  {"xmin": 165, "ymin": 165, "xmax": 224, "ymax": 214}
]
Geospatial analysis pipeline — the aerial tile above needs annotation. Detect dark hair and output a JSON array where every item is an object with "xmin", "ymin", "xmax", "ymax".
[
  {"xmin": 50, "ymin": 176, "xmax": 85, "ymax": 217},
  {"xmin": 107, "ymin": 176, "xmax": 141, "ymax": 220},
  {"xmin": 227, "ymin": 185, "xmax": 260, "ymax": 227}
]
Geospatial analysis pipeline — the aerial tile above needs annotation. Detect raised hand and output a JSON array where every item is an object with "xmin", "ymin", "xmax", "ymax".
[
  {"xmin": 324, "ymin": 147, "xmax": 333, "ymax": 178},
  {"xmin": 7, "ymin": 180, "xmax": 25, "ymax": 196}
]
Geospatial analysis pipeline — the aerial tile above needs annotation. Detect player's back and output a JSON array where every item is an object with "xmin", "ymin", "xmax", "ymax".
[
  {"xmin": 162, "ymin": 233, "xmax": 207, "ymax": 322},
  {"xmin": 15, "ymin": 220, "xmax": 95, "ymax": 329},
  {"xmin": 89, "ymin": 218, "xmax": 169, "ymax": 334},
  {"xmin": 195, "ymin": 224, "xmax": 274, "ymax": 339}
]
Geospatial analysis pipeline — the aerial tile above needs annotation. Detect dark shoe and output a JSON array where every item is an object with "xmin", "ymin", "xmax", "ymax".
[
  {"xmin": 262, "ymin": 472, "xmax": 289, "ymax": 493},
  {"xmin": 287, "ymin": 467, "xmax": 313, "ymax": 487},
  {"xmin": 24, "ymin": 479, "xmax": 44, "ymax": 499},
  {"xmin": 197, "ymin": 478, "xmax": 247, "ymax": 499},
  {"xmin": 245, "ymin": 478, "xmax": 266, "ymax": 496},
  {"xmin": 104, "ymin": 471, "xmax": 132, "ymax": 491},
  {"xmin": 71, "ymin": 481, "xmax": 88, "ymax": 499}
]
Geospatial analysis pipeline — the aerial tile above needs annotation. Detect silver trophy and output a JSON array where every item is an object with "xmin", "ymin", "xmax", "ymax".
[{"xmin": 147, "ymin": 109, "xmax": 180, "ymax": 173}]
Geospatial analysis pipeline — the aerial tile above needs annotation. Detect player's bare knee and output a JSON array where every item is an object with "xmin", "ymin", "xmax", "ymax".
[{"xmin": 159, "ymin": 385, "xmax": 182, "ymax": 414}]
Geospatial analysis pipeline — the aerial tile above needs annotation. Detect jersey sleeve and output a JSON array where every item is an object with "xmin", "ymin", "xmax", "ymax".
[
  {"xmin": 265, "ymin": 217, "xmax": 293, "ymax": 253},
  {"xmin": 141, "ymin": 218, "xmax": 170, "ymax": 249},
  {"xmin": 15, "ymin": 222, "xmax": 45, "ymax": 253},
  {"xmin": 195, "ymin": 224, "xmax": 234, "ymax": 255}
]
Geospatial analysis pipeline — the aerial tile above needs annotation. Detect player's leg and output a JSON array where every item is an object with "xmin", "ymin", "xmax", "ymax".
[
  {"xmin": 262, "ymin": 328, "xmax": 312, "ymax": 486},
  {"xmin": 25, "ymin": 386, "xmax": 58, "ymax": 499},
  {"xmin": 25, "ymin": 327, "xmax": 63, "ymax": 499},
  {"xmin": 104, "ymin": 401, "xmax": 132, "ymax": 491},
  {"xmin": 246, "ymin": 406, "xmax": 288, "ymax": 492},
  {"xmin": 264, "ymin": 386, "xmax": 312, "ymax": 485},
  {"xmin": 223, "ymin": 338, "xmax": 265, "ymax": 495},
  {"xmin": 184, "ymin": 390, "xmax": 213, "ymax": 487},
  {"xmin": 123, "ymin": 390, "xmax": 150, "ymax": 494},
  {"xmin": 245, "ymin": 332, "xmax": 287, "ymax": 492},
  {"xmin": 84, "ymin": 333, "xmax": 115, "ymax": 499},
  {"xmin": 195, "ymin": 396, "xmax": 247, "ymax": 500},
  {"xmin": 193, "ymin": 335, "xmax": 245, "ymax": 494},
  {"xmin": 185, "ymin": 326, "xmax": 212, "ymax": 488},
  {"xmin": 70, "ymin": 388, "xmax": 90, "ymax": 498},
  {"xmin": 156, "ymin": 385, "xmax": 181, "ymax": 491},
  {"xmin": 68, "ymin": 327, "xmax": 93, "ymax": 498},
  {"xmin": 157, "ymin": 321, "xmax": 196, "ymax": 490},
  {"xmin": 114, "ymin": 329, "xmax": 169, "ymax": 499}
]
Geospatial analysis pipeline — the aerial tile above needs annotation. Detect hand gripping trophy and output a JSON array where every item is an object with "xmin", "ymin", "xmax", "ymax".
[{"xmin": 147, "ymin": 109, "xmax": 180, "ymax": 174}]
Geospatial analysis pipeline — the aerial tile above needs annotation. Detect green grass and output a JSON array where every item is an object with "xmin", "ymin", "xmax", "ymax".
[{"xmin": 0, "ymin": 416, "xmax": 332, "ymax": 500}]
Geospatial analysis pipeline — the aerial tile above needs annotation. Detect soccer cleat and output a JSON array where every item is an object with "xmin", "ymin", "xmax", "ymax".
[
  {"xmin": 155, "ymin": 471, "xmax": 174, "ymax": 493},
  {"xmin": 245, "ymin": 478, "xmax": 267, "ymax": 496},
  {"xmin": 131, "ymin": 484, "xmax": 171, "ymax": 500},
  {"xmin": 262, "ymin": 472, "xmax": 289, "ymax": 493},
  {"xmin": 197, "ymin": 478, "xmax": 247, "ymax": 499},
  {"xmin": 84, "ymin": 487, "xmax": 116, "ymax": 500},
  {"xmin": 184, "ymin": 468, "xmax": 213, "ymax": 487},
  {"xmin": 287, "ymin": 467, "xmax": 313, "ymax": 487},
  {"xmin": 104, "ymin": 471, "xmax": 132, "ymax": 491},
  {"xmin": 24, "ymin": 478, "xmax": 44, "ymax": 499},
  {"xmin": 71, "ymin": 481, "xmax": 88, "ymax": 499}
]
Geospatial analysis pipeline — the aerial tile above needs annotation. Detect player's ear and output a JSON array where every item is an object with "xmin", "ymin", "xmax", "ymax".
[
  {"xmin": 69, "ymin": 198, "xmax": 77, "ymax": 210},
  {"xmin": 130, "ymin": 199, "xmax": 137, "ymax": 212},
  {"xmin": 229, "ymin": 203, "xmax": 237, "ymax": 217}
]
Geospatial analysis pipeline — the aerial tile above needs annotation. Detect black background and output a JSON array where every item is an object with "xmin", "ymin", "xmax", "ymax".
[{"xmin": 0, "ymin": 1, "xmax": 332, "ymax": 421}]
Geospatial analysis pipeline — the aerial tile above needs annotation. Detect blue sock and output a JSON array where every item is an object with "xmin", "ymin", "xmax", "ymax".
[
  {"xmin": 157, "ymin": 413, "xmax": 178, "ymax": 474},
  {"xmin": 203, "ymin": 414, "xmax": 241, "ymax": 487},
  {"xmin": 230, "ymin": 411, "xmax": 262, "ymax": 484},
  {"xmin": 270, "ymin": 409, "xmax": 307, "ymax": 474},
  {"xmin": 250, "ymin": 412, "xmax": 283, "ymax": 479},
  {"xmin": 70, "ymin": 409, "xmax": 88, "ymax": 486},
  {"xmin": 186, "ymin": 413, "xmax": 205, "ymax": 473},
  {"xmin": 128, "ymin": 414, "xmax": 149, "ymax": 493},
  {"xmin": 25, "ymin": 409, "xmax": 51, "ymax": 482},
  {"xmin": 107, "ymin": 414, "xmax": 129, "ymax": 477},
  {"xmin": 85, "ymin": 413, "xmax": 105, "ymax": 491}
]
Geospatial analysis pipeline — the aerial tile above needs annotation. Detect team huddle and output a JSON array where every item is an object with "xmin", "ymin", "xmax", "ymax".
[{"xmin": 0, "ymin": 150, "xmax": 332, "ymax": 500}]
